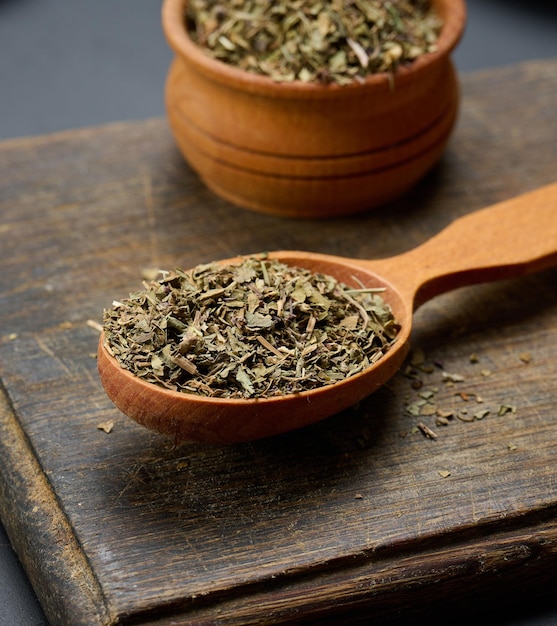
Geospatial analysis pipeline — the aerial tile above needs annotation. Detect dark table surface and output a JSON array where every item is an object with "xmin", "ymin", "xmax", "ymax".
[{"xmin": 1, "ymin": 1, "xmax": 557, "ymax": 624}]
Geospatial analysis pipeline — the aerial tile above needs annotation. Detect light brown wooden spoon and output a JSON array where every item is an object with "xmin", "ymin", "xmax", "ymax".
[{"xmin": 98, "ymin": 183, "xmax": 557, "ymax": 444}]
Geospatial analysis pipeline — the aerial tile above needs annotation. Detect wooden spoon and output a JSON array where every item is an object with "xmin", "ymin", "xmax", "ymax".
[{"xmin": 98, "ymin": 183, "xmax": 557, "ymax": 444}]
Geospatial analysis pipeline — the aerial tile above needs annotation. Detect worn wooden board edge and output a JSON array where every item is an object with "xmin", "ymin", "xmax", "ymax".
[
  {"xmin": 132, "ymin": 516, "xmax": 557, "ymax": 625},
  {"xmin": 0, "ymin": 380, "xmax": 112, "ymax": 626}
]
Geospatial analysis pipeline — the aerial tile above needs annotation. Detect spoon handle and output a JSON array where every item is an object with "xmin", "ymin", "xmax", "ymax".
[{"xmin": 371, "ymin": 182, "xmax": 557, "ymax": 310}]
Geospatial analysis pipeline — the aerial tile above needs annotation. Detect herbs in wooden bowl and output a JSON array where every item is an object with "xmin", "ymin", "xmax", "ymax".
[{"xmin": 162, "ymin": 0, "xmax": 466, "ymax": 217}]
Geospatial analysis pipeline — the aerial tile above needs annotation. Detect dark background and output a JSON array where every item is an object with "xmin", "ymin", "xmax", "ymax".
[{"xmin": 1, "ymin": 0, "xmax": 557, "ymax": 623}]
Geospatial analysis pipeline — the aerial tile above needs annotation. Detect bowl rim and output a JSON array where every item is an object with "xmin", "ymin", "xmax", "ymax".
[{"xmin": 162, "ymin": 0, "xmax": 467, "ymax": 96}]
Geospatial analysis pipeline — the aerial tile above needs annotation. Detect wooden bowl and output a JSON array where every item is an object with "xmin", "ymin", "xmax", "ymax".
[{"xmin": 162, "ymin": 0, "xmax": 466, "ymax": 218}]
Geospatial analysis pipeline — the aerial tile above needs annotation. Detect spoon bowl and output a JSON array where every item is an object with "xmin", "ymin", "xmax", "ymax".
[{"xmin": 98, "ymin": 183, "xmax": 557, "ymax": 443}]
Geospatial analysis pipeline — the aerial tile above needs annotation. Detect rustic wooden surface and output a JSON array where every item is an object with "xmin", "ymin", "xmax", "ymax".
[{"xmin": 0, "ymin": 58, "xmax": 557, "ymax": 625}]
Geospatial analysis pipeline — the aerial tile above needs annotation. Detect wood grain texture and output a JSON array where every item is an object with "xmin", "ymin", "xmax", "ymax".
[{"xmin": 1, "ymin": 59, "xmax": 557, "ymax": 624}]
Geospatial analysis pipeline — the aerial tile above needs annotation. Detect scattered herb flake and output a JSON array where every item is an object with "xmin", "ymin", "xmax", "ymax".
[
  {"xmin": 456, "ymin": 413, "xmax": 474, "ymax": 423},
  {"xmin": 420, "ymin": 403, "xmax": 437, "ymax": 416},
  {"xmin": 87, "ymin": 319, "xmax": 103, "ymax": 333},
  {"xmin": 417, "ymin": 422, "xmax": 438, "ymax": 440},
  {"xmin": 97, "ymin": 419, "xmax": 114, "ymax": 434},
  {"xmin": 435, "ymin": 415, "xmax": 450, "ymax": 426},
  {"xmin": 442, "ymin": 371, "xmax": 465, "ymax": 383},
  {"xmin": 498, "ymin": 404, "xmax": 517, "ymax": 416}
]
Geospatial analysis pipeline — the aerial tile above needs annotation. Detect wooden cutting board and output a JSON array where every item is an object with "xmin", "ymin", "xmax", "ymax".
[{"xmin": 1, "ymin": 59, "xmax": 557, "ymax": 625}]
